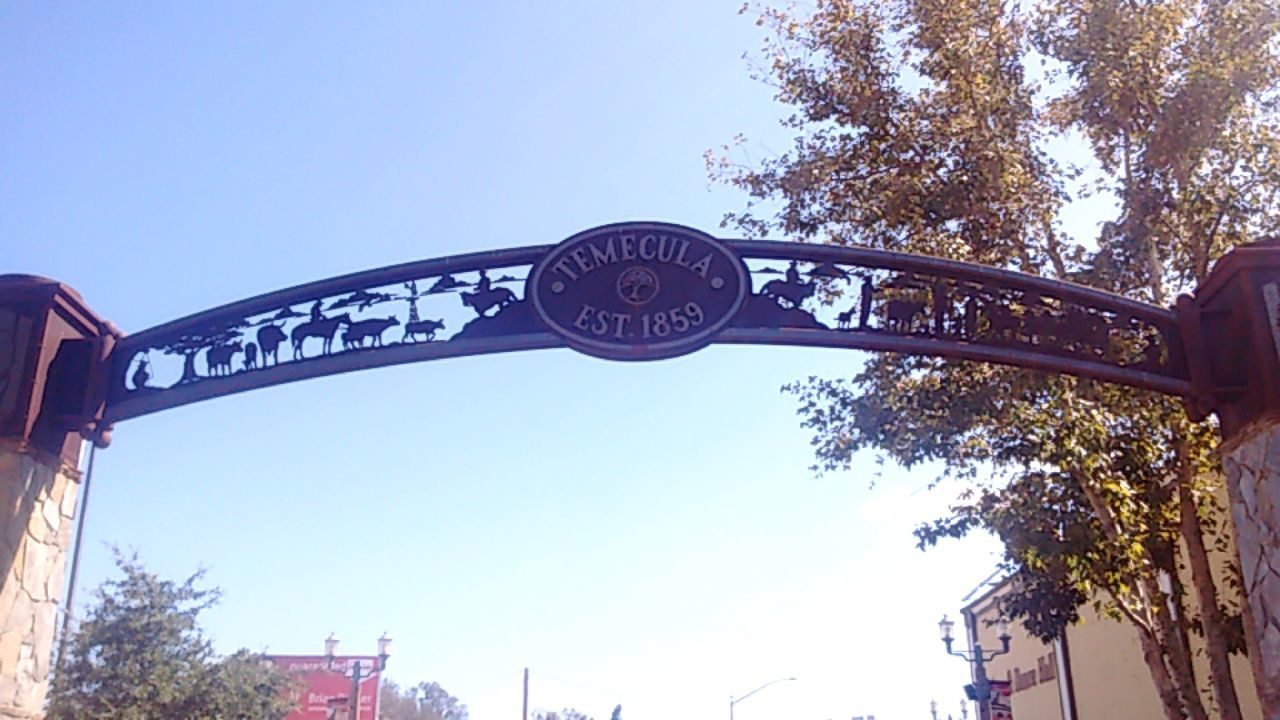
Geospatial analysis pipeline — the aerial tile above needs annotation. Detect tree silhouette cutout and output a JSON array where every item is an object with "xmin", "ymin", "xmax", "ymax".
[{"xmin": 154, "ymin": 316, "xmax": 247, "ymax": 385}]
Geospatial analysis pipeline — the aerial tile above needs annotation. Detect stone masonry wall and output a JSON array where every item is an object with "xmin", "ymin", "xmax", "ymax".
[
  {"xmin": 1223, "ymin": 421, "xmax": 1280, "ymax": 720},
  {"xmin": 0, "ymin": 441, "xmax": 79, "ymax": 720}
]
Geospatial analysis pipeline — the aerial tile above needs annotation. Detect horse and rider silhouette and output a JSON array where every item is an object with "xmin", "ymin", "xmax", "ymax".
[
  {"xmin": 761, "ymin": 261, "xmax": 817, "ymax": 309},
  {"xmin": 461, "ymin": 269, "xmax": 515, "ymax": 317},
  {"xmin": 291, "ymin": 302, "xmax": 352, "ymax": 359}
]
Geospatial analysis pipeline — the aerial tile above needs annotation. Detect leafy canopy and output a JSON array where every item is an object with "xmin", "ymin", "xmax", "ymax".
[
  {"xmin": 713, "ymin": 0, "xmax": 1279, "ymax": 717},
  {"xmin": 532, "ymin": 709, "xmax": 594, "ymax": 720},
  {"xmin": 47, "ymin": 551, "xmax": 294, "ymax": 720},
  {"xmin": 378, "ymin": 679, "xmax": 469, "ymax": 720}
]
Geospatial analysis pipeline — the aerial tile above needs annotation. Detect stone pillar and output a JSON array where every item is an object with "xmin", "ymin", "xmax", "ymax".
[
  {"xmin": 1222, "ymin": 425, "xmax": 1280, "ymax": 716},
  {"xmin": 0, "ymin": 276, "xmax": 114, "ymax": 719},
  {"xmin": 0, "ymin": 442, "xmax": 79, "ymax": 719},
  {"xmin": 1181, "ymin": 240, "xmax": 1280, "ymax": 719}
]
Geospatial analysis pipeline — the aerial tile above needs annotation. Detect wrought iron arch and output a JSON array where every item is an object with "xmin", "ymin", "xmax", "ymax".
[{"xmin": 102, "ymin": 222, "xmax": 1190, "ymax": 424}]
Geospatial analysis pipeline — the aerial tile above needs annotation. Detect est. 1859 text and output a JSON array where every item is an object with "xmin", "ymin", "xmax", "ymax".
[{"xmin": 572, "ymin": 302, "xmax": 706, "ymax": 340}]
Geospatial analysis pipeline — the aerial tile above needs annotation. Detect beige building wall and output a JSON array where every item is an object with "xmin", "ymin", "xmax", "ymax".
[
  {"xmin": 1061, "ymin": 603, "xmax": 1160, "ymax": 719},
  {"xmin": 965, "ymin": 581, "xmax": 1262, "ymax": 720},
  {"xmin": 1068, "ymin": 603, "xmax": 1261, "ymax": 720},
  {"xmin": 965, "ymin": 589, "xmax": 1067, "ymax": 720},
  {"xmin": 961, "ymin": 475, "xmax": 1265, "ymax": 719}
]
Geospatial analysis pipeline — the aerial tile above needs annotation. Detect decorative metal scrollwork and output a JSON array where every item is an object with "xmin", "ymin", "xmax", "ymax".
[
  {"xmin": 736, "ymin": 259, "xmax": 1174, "ymax": 369},
  {"xmin": 726, "ymin": 241, "xmax": 1186, "ymax": 395},
  {"xmin": 102, "ymin": 228, "xmax": 1190, "ymax": 423},
  {"xmin": 105, "ymin": 247, "xmax": 552, "ymax": 422}
]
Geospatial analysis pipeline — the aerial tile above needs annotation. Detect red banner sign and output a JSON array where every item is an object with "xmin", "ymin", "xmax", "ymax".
[
  {"xmin": 990, "ymin": 678, "xmax": 1014, "ymax": 720},
  {"xmin": 265, "ymin": 655, "xmax": 381, "ymax": 720}
]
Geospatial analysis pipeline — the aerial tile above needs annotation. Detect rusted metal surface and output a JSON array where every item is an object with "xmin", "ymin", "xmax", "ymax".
[
  {"xmin": 0, "ymin": 275, "xmax": 118, "ymax": 459},
  {"xmin": 100, "ymin": 224, "xmax": 1192, "ymax": 423},
  {"xmin": 1177, "ymin": 239, "xmax": 1280, "ymax": 436}
]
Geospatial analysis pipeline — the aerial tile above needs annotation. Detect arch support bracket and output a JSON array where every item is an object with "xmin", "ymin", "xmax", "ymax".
[{"xmin": 0, "ymin": 276, "xmax": 115, "ymax": 719}]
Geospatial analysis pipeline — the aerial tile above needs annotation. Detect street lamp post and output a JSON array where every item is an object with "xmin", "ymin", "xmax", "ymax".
[
  {"xmin": 930, "ymin": 698, "xmax": 970, "ymax": 720},
  {"xmin": 728, "ymin": 676, "xmax": 796, "ymax": 720},
  {"xmin": 325, "ymin": 633, "xmax": 392, "ymax": 720},
  {"xmin": 938, "ymin": 615, "xmax": 1010, "ymax": 720}
]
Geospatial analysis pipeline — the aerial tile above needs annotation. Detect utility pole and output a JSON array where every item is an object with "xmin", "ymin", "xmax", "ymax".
[
  {"xmin": 349, "ymin": 660, "xmax": 365, "ymax": 720},
  {"xmin": 729, "ymin": 677, "xmax": 796, "ymax": 720},
  {"xmin": 971, "ymin": 656, "xmax": 992, "ymax": 720},
  {"xmin": 939, "ymin": 615, "xmax": 1009, "ymax": 720},
  {"xmin": 522, "ymin": 668, "xmax": 529, "ymax": 720}
]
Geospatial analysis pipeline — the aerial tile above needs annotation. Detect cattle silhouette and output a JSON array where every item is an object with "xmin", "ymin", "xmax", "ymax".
[
  {"xmin": 206, "ymin": 342, "xmax": 243, "ymax": 376},
  {"xmin": 342, "ymin": 317, "xmax": 400, "ymax": 349},
  {"xmin": 884, "ymin": 299, "xmax": 926, "ymax": 333},
  {"xmin": 403, "ymin": 318, "xmax": 445, "ymax": 342},
  {"xmin": 257, "ymin": 324, "xmax": 287, "ymax": 366}
]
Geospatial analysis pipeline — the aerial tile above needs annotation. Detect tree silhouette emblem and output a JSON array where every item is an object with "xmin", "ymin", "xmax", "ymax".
[{"xmin": 617, "ymin": 267, "xmax": 660, "ymax": 306}]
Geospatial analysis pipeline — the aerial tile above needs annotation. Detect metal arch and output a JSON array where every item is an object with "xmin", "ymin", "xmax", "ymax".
[
  {"xmin": 103, "ymin": 245, "xmax": 561, "ymax": 422},
  {"xmin": 116, "ymin": 245, "xmax": 554, "ymax": 350},
  {"xmin": 716, "ymin": 327, "xmax": 1188, "ymax": 396},
  {"xmin": 104, "ymin": 333, "xmax": 567, "ymax": 423},
  {"xmin": 101, "ymin": 233, "xmax": 1191, "ymax": 424},
  {"xmin": 722, "ymin": 241, "xmax": 1190, "ymax": 397}
]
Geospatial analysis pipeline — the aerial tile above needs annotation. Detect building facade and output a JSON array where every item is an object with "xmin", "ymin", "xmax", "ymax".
[{"xmin": 962, "ymin": 579, "xmax": 1263, "ymax": 719}]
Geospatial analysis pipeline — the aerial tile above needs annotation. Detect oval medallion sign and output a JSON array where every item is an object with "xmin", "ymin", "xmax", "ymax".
[{"xmin": 529, "ymin": 222, "xmax": 749, "ymax": 360}]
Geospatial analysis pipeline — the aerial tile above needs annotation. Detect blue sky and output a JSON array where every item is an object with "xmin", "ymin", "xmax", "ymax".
[{"xmin": 4, "ymin": 3, "xmax": 1003, "ymax": 718}]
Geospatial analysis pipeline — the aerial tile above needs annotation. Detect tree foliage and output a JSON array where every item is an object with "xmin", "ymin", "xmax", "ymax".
[
  {"xmin": 532, "ymin": 709, "xmax": 593, "ymax": 720},
  {"xmin": 712, "ymin": 0, "xmax": 1280, "ymax": 718},
  {"xmin": 47, "ymin": 551, "xmax": 293, "ymax": 720},
  {"xmin": 378, "ymin": 679, "xmax": 469, "ymax": 720}
]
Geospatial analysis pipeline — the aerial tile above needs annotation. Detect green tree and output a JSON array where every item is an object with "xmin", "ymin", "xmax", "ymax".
[
  {"xmin": 47, "ymin": 551, "xmax": 293, "ymax": 720},
  {"xmin": 610, "ymin": 705, "xmax": 622, "ymax": 720},
  {"xmin": 711, "ymin": 1, "xmax": 1280, "ymax": 718},
  {"xmin": 379, "ymin": 679, "xmax": 469, "ymax": 720},
  {"xmin": 532, "ymin": 709, "xmax": 593, "ymax": 720}
]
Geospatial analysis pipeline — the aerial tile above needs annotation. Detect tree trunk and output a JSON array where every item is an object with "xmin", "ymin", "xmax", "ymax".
[
  {"xmin": 1079, "ymin": 468, "xmax": 1204, "ymax": 720},
  {"xmin": 1176, "ymin": 433, "xmax": 1246, "ymax": 720},
  {"xmin": 179, "ymin": 351, "xmax": 199, "ymax": 384},
  {"xmin": 1133, "ymin": 613, "xmax": 1201, "ymax": 720},
  {"xmin": 1168, "ymin": 573, "xmax": 1212, "ymax": 720},
  {"xmin": 1144, "ymin": 567, "xmax": 1211, "ymax": 720}
]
